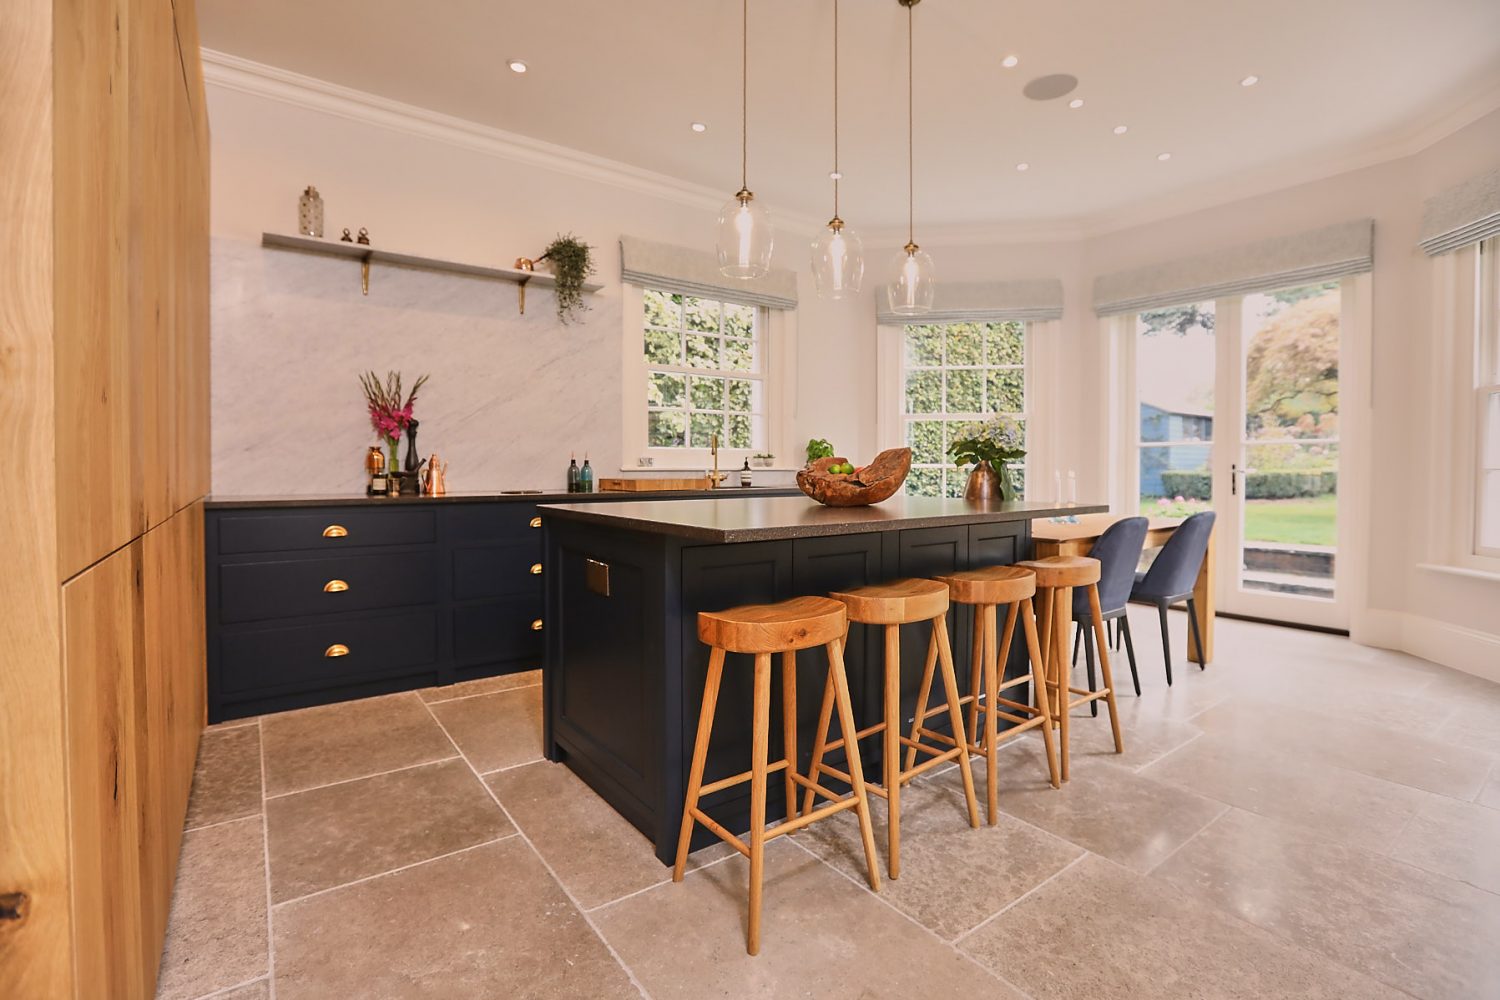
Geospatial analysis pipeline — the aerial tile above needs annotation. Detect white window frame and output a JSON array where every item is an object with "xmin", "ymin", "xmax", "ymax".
[
  {"xmin": 1474, "ymin": 239, "xmax": 1500, "ymax": 559},
  {"xmin": 620, "ymin": 283, "xmax": 797, "ymax": 471}
]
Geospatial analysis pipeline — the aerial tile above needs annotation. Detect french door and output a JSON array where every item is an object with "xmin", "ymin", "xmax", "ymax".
[{"xmin": 1119, "ymin": 277, "xmax": 1368, "ymax": 630}]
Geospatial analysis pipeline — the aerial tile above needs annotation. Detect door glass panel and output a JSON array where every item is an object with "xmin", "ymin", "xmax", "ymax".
[
  {"xmin": 1238, "ymin": 283, "xmax": 1340, "ymax": 599},
  {"xmin": 1136, "ymin": 302, "xmax": 1216, "ymax": 519}
]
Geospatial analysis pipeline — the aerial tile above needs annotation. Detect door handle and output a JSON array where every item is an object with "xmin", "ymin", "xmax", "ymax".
[
  {"xmin": 324, "ymin": 644, "xmax": 349, "ymax": 658},
  {"xmin": 323, "ymin": 579, "xmax": 349, "ymax": 593},
  {"xmin": 1231, "ymin": 464, "xmax": 1237, "ymax": 496},
  {"xmin": 322, "ymin": 524, "xmax": 348, "ymax": 538}
]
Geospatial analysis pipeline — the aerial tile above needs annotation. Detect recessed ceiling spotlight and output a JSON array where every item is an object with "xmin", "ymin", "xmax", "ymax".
[
  {"xmin": 1113, "ymin": 124, "xmax": 1129, "ymax": 135},
  {"xmin": 1240, "ymin": 74, "xmax": 1259, "ymax": 87},
  {"xmin": 1157, "ymin": 151, "xmax": 1173, "ymax": 161},
  {"xmin": 1001, "ymin": 55, "xmax": 1019, "ymax": 68},
  {"xmin": 508, "ymin": 59, "xmax": 528, "ymax": 74},
  {"xmin": 1068, "ymin": 98, "xmax": 1085, "ymax": 109},
  {"xmin": 691, "ymin": 122, "xmax": 707, "ymax": 132},
  {"xmin": 1015, "ymin": 162, "xmax": 1030, "ymax": 172}
]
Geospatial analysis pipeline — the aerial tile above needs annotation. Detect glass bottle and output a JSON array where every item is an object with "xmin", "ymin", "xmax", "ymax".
[
  {"xmin": 567, "ymin": 454, "xmax": 579, "ymax": 493},
  {"xmin": 580, "ymin": 455, "xmax": 594, "ymax": 494},
  {"xmin": 740, "ymin": 459, "xmax": 752, "ymax": 487},
  {"xmin": 298, "ymin": 186, "xmax": 324, "ymax": 238}
]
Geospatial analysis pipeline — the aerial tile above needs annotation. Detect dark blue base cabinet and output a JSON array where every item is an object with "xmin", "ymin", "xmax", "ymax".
[
  {"xmin": 543, "ymin": 517, "xmax": 1035, "ymax": 867},
  {"xmin": 206, "ymin": 490, "xmax": 798, "ymax": 722}
]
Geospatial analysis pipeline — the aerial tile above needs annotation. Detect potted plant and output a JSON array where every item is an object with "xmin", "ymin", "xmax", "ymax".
[
  {"xmin": 751, "ymin": 452, "xmax": 776, "ymax": 469},
  {"xmin": 536, "ymin": 233, "xmax": 594, "ymax": 325},
  {"xmin": 359, "ymin": 370, "xmax": 430, "ymax": 476},
  {"xmin": 948, "ymin": 415, "xmax": 1026, "ymax": 501}
]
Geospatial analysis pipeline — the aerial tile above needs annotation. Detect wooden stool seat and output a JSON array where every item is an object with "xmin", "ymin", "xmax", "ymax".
[
  {"xmin": 1016, "ymin": 555, "xmax": 1100, "ymax": 589},
  {"xmin": 677, "ymin": 600, "xmax": 880, "ymax": 956},
  {"xmin": 936, "ymin": 565, "xmax": 1036, "ymax": 606},
  {"xmin": 828, "ymin": 577, "xmax": 949, "ymax": 626},
  {"xmin": 697, "ymin": 596, "xmax": 847, "ymax": 653}
]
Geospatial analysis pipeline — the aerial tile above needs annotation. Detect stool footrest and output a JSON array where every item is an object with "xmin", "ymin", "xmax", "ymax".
[
  {"xmin": 689, "ymin": 807, "xmax": 750, "ymax": 858},
  {"xmin": 699, "ymin": 757, "xmax": 790, "ymax": 797},
  {"xmin": 766, "ymin": 796, "xmax": 860, "ymax": 840}
]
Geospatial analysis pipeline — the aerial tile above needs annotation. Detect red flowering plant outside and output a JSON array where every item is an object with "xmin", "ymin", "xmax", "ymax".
[{"xmin": 359, "ymin": 370, "xmax": 430, "ymax": 472}]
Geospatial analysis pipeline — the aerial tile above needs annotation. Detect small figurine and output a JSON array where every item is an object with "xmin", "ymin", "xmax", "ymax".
[
  {"xmin": 356, "ymin": 227, "xmax": 371, "ymax": 245},
  {"xmin": 340, "ymin": 227, "xmax": 353, "ymax": 242}
]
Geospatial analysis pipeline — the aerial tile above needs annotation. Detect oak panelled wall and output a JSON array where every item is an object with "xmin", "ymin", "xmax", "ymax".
[{"xmin": 1, "ymin": 1, "xmax": 210, "ymax": 996}]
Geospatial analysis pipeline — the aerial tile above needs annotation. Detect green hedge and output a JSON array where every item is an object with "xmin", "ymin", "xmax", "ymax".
[{"xmin": 1158, "ymin": 469, "xmax": 1336, "ymax": 500}]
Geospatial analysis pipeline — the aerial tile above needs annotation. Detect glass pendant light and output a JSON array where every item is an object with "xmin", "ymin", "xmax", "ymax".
[
  {"xmin": 887, "ymin": 0, "xmax": 934, "ymax": 316},
  {"xmin": 811, "ymin": 0, "xmax": 863, "ymax": 298},
  {"xmin": 716, "ymin": 0, "xmax": 773, "ymax": 279}
]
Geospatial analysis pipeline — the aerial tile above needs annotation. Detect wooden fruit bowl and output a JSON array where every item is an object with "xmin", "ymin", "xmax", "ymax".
[{"xmin": 796, "ymin": 448, "xmax": 912, "ymax": 507}]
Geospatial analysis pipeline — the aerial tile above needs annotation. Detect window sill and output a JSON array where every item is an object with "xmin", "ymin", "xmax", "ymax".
[
  {"xmin": 618, "ymin": 465, "xmax": 802, "ymax": 473},
  {"xmin": 1417, "ymin": 562, "xmax": 1500, "ymax": 584}
]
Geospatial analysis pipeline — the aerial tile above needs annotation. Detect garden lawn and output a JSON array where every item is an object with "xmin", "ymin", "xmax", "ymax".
[{"xmin": 1243, "ymin": 494, "xmax": 1337, "ymax": 547}]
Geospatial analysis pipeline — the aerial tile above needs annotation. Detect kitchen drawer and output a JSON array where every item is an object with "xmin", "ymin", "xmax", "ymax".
[
  {"xmin": 219, "ymin": 550, "xmax": 440, "ymax": 624},
  {"xmin": 219, "ymin": 610, "xmax": 438, "ymax": 695},
  {"xmin": 452, "ymin": 541, "xmax": 543, "ymax": 601},
  {"xmin": 217, "ymin": 508, "xmax": 437, "ymax": 554},
  {"xmin": 446, "ymin": 503, "xmax": 545, "ymax": 543},
  {"xmin": 453, "ymin": 596, "xmax": 545, "ymax": 668}
]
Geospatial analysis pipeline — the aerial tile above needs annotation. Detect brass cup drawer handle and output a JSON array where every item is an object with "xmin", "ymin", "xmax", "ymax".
[
  {"xmin": 530, "ymin": 619, "xmax": 544, "ymax": 632},
  {"xmin": 530, "ymin": 563, "xmax": 543, "ymax": 575},
  {"xmin": 323, "ymin": 579, "xmax": 349, "ymax": 593},
  {"xmin": 529, "ymin": 516, "xmax": 542, "ymax": 529},
  {"xmin": 323, "ymin": 525, "xmax": 348, "ymax": 538},
  {"xmin": 325, "ymin": 644, "xmax": 350, "ymax": 658}
]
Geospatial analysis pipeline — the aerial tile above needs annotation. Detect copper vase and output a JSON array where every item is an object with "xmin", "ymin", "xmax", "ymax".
[{"xmin": 964, "ymin": 460, "xmax": 1005, "ymax": 502}]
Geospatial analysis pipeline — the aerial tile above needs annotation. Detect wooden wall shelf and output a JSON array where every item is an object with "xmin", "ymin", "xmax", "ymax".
[{"xmin": 260, "ymin": 232, "xmax": 603, "ymax": 311}]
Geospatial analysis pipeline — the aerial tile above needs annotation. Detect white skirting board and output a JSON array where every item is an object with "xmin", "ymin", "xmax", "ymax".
[{"xmin": 1355, "ymin": 609, "xmax": 1500, "ymax": 685}]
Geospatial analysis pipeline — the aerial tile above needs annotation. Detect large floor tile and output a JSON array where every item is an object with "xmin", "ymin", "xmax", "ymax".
[
  {"xmin": 487, "ymin": 760, "xmax": 730, "ymax": 909},
  {"xmin": 962, "ymin": 852, "xmax": 1405, "ymax": 1000},
  {"xmin": 1479, "ymin": 764, "xmax": 1500, "ymax": 809},
  {"xmin": 418, "ymin": 668, "xmax": 540, "ymax": 703},
  {"xmin": 1438, "ymin": 700, "xmax": 1500, "ymax": 756},
  {"xmin": 428, "ymin": 685, "xmax": 543, "ymax": 773},
  {"xmin": 1388, "ymin": 793, "xmax": 1500, "ymax": 893},
  {"xmin": 1141, "ymin": 731, "xmax": 1433, "ymax": 853},
  {"xmin": 260, "ymin": 693, "xmax": 455, "ymax": 796},
  {"xmin": 798, "ymin": 777, "xmax": 1084, "ymax": 940},
  {"xmin": 273, "ymin": 838, "xmax": 637, "ymax": 999},
  {"xmin": 1153, "ymin": 807, "xmax": 1500, "ymax": 1000},
  {"xmin": 155, "ymin": 817, "xmax": 268, "ymax": 1000},
  {"xmin": 594, "ymin": 839, "xmax": 1024, "ymax": 999},
  {"xmin": 1042, "ymin": 704, "xmax": 1203, "ymax": 770},
  {"xmin": 184, "ymin": 724, "xmax": 262, "ymax": 830},
  {"xmin": 200, "ymin": 980, "xmax": 269, "ymax": 1000},
  {"xmin": 267, "ymin": 758, "xmax": 513, "ymax": 903},
  {"xmin": 989, "ymin": 741, "xmax": 1226, "ymax": 872}
]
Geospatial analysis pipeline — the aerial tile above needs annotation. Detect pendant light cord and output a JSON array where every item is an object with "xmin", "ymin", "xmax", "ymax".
[
  {"xmin": 906, "ymin": 0, "xmax": 914, "ymax": 246},
  {"xmin": 741, "ymin": 0, "xmax": 749, "ymax": 192},
  {"xmin": 832, "ymin": 0, "xmax": 840, "ymax": 219}
]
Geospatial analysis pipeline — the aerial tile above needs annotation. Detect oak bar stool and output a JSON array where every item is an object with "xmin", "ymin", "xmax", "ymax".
[
  {"xmin": 1015, "ymin": 555, "xmax": 1125, "ymax": 781},
  {"xmin": 805, "ymin": 578, "xmax": 980, "ymax": 880},
  {"xmin": 909, "ymin": 566, "xmax": 1059, "ymax": 825},
  {"xmin": 676, "ymin": 595, "xmax": 880, "ymax": 956}
]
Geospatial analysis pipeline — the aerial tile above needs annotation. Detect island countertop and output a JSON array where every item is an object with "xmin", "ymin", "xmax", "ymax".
[{"xmin": 539, "ymin": 495, "xmax": 1108, "ymax": 543}]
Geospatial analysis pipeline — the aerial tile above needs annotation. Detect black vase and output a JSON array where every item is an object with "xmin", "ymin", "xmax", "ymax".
[{"xmin": 404, "ymin": 419, "xmax": 421, "ymax": 473}]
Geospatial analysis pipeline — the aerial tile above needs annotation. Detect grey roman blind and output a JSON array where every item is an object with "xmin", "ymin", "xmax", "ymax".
[
  {"xmin": 1092, "ymin": 218, "xmax": 1374, "ymax": 316},
  {"xmin": 875, "ymin": 279, "xmax": 1063, "ymax": 326},
  {"xmin": 619, "ymin": 236, "xmax": 798, "ymax": 310},
  {"xmin": 1420, "ymin": 166, "xmax": 1500, "ymax": 256}
]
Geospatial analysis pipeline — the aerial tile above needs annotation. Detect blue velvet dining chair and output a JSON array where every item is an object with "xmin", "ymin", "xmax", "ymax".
[
  {"xmin": 1070, "ymin": 516, "xmax": 1149, "ymax": 715},
  {"xmin": 1129, "ymin": 510, "xmax": 1216, "ymax": 686}
]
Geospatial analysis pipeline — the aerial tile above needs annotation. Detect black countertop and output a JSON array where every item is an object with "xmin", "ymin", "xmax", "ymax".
[
  {"xmin": 539, "ymin": 495, "xmax": 1109, "ymax": 543},
  {"xmin": 204, "ymin": 486, "xmax": 801, "ymax": 510}
]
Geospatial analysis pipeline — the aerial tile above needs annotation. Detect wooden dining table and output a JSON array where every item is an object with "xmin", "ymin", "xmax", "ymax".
[{"xmin": 1031, "ymin": 512, "xmax": 1214, "ymax": 665}]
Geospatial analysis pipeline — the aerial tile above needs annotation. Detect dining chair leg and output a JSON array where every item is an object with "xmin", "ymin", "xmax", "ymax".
[
  {"xmin": 1021, "ymin": 597, "xmax": 1060, "ymax": 789},
  {"xmin": 1119, "ymin": 615, "xmax": 1141, "ymax": 696},
  {"xmin": 1156, "ymin": 601, "xmax": 1174, "ymax": 686},
  {"xmin": 1186, "ymin": 597, "xmax": 1207, "ymax": 669},
  {"xmin": 1083, "ymin": 626, "xmax": 1099, "ymax": 718},
  {"xmin": 674, "ymin": 646, "xmax": 725, "ymax": 881},
  {"xmin": 746, "ymin": 653, "xmax": 772, "ymax": 956},
  {"xmin": 1071, "ymin": 621, "xmax": 1083, "ymax": 669},
  {"xmin": 780, "ymin": 650, "xmax": 799, "ymax": 825}
]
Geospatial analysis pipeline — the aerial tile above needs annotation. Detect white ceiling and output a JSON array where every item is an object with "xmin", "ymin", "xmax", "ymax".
[{"xmin": 198, "ymin": 0, "xmax": 1500, "ymax": 233}]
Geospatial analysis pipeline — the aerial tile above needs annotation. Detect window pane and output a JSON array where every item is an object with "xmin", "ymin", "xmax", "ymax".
[
  {"xmin": 649, "ymin": 372, "xmax": 684, "ymax": 407},
  {"xmin": 645, "ymin": 328, "xmax": 680, "ymax": 365},
  {"xmin": 723, "ymin": 303, "xmax": 755, "ymax": 338},
  {"xmin": 1242, "ymin": 283, "xmax": 1340, "ymax": 441},
  {"xmin": 907, "ymin": 420, "xmax": 944, "ymax": 464},
  {"xmin": 648, "ymin": 411, "xmax": 685, "ymax": 447},
  {"xmin": 727, "ymin": 378, "xmax": 754, "ymax": 412},
  {"xmin": 728, "ymin": 413, "xmax": 753, "ymax": 449},
  {"xmin": 946, "ymin": 369, "xmax": 983, "ymax": 413},
  {"xmin": 684, "ymin": 296, "xmax": 720, "ymax": 332},
  {"xmin": 942, "ymin": 469, "xmax": 966, "ymax": 498},
  {"xmin": 724, "ymin": 336, "xmax": 755, "ymax": 372},
  {"xmin": 907, "ymin": 467, "xmax": 942, "ymax": 497},
  {"xmin": 690, "ymin": 412, "xmax": 724, "ymax": 448},
  {"xmin": 905, "ymin": 326, "xmax": 943, "ymax": 366},
  {"xmin": 690, "ymin": 375, "xmax": 724, "ymax": 411},
  {"xmin": 905, "ymin": 370, "xmax": 943, "ymax": 414},
  {"xmin": 1137, "ymin": 301, "xmax": 1215, "ymax": 486},
  {"xmin": 945, "ymin": 323, "xmax": 983, "ymax": 366},
  {"xmin": 986, "ymin": 369, "xmax": 1024, "ymax": 412},
  {"xmin": 643, "ymin": 289, "xmax": 681, "ymax": 328},
  {"xmin": 986, "ymin": 322, "xmax": 1025, "ymax": 365},
  {"xmin": 685, "ymin": 334, "xmax": 719, "ymax": 369},
  {"xmin": 1481, "ymin": 470, "xmax": 1500, "ymax": 552},
  {"xmin": 1139, "ymin": 444, "xmax": 1213, "ymax": 515}
]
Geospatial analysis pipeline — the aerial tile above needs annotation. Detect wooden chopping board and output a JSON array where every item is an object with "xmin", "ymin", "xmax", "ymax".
[{"xmin": 599, "ymin": 477, "xmax": 712, "ymax": 492}]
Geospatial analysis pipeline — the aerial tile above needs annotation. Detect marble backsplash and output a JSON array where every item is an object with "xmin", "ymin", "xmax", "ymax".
[{"xmin": 210, "ymin": 237, "xmax": 624, "ymax": 496}]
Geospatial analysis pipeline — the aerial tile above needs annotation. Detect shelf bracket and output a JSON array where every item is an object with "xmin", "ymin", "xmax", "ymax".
[
  {"xmin": 361, "ymin": 258, "xmax": 370, "ymax": 296},
  {"xmin": 517, "ymin": 274, "xmax": 531, "ymax": 315}
]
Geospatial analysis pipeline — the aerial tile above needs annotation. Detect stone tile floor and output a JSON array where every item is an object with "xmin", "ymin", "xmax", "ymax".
[{"xmin": 156, "ymin": 611, "xmax": 1500, "ymax": 999}]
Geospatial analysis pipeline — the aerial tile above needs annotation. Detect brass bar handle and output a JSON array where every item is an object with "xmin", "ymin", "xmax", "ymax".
[
  {"xmin": 322, "ymin": 525, "xmax": 348, "ymax": 538},
  {"xmin": 529, "ymin": 516, "xmax": 542, "ymax": 529},
  {"xmin": 530, "ymin": 563, "xmax": 543, "ymax": 575},
  {"xmin": 323, "ymin": 579, "xmax": 349, "ymax": 593},
  {"xmin": 530, "ymin": 619, "xmax": 543, "ymax": 632},
  {"xmin": 324, "ymin": 644, "xmax": 349, "ymax": 658}
]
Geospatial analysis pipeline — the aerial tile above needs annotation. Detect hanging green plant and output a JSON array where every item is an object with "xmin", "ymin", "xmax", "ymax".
[{"xmin": 537, "ymin": 233, "xmax": 595, "ymax": 325}]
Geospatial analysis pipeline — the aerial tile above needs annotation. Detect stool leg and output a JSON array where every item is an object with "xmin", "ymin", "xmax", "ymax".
[
  {"xmin": 780, "ymin": 650, "xmax": 799, "ymax": 826},
  {"xmin": 934, "ymin": 613, "xmax": 980, "ymax": 829},
  {"xmin": 1021, "ymin": 598, "xmax": 1060, "ymax": 789},
  {"xmin": 984, "ymin": 604, "xmax": 1007, "ymax": 824},
  {"xmin": 1087, "ymin": 585, "xmax": 1125, "ymax": 754},
  {"xmin": 883, "ymin": 624, "xmax": 901, "ymax": 880},
  {"xmin": 1054, "ymin": 586, "xmax": 1071, "ymax": 783},
  {"xmin": 828, "ymin": 637, "xmax": 880, "ymax": 893},
  {"xmin": 1035, "ymin": 586, "xmax": 1054, "ymax": 667},
  {"xmin": 801, "ymin": 665, "xmax": 836, "ymax": 819},
  {"xmin": 747, "ymin": 652, "xmax": 772, "ymax": 956},
  {"xmin": 966, "ymin": 608, "xmax": 984, "ymax": 746},
  {"xmin": 904, "ymin": 626, "xmax": 941, "ymax": 773},
  {"xmin": 675, "ymin": 646, "xmax": 725, "ymax": 881}
]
